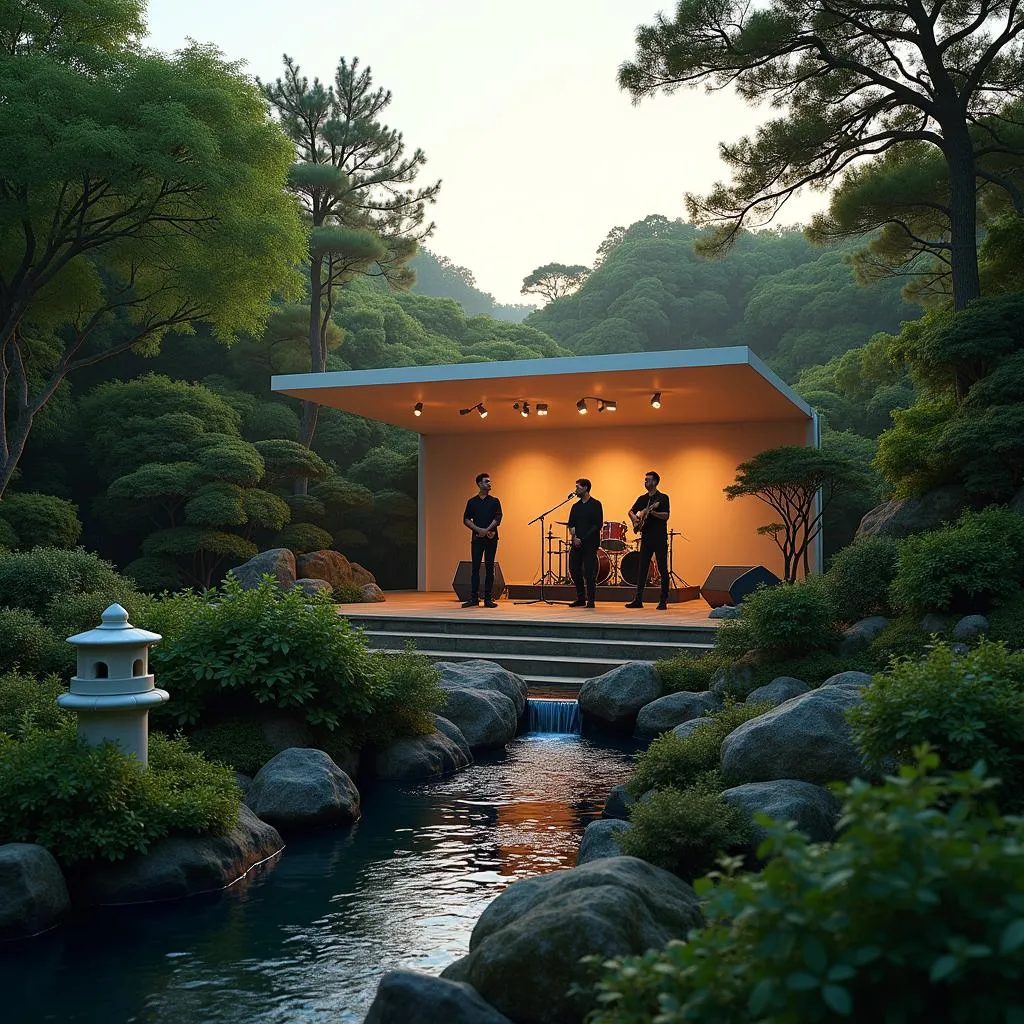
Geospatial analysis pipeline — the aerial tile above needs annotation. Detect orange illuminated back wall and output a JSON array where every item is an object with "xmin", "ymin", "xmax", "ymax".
[{"xmin": 419, "ymin": 419, "xmax": 814, "ymax": 591}]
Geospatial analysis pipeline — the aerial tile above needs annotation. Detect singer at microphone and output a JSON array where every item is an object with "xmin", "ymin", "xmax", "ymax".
[{"xmin": 566, "ymin": 477, "xmax": 603, "ymax": 608}]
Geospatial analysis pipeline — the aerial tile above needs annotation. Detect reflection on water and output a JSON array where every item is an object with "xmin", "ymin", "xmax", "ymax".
[{"xmin": 0, "ymin": 733, "xmax": 636, "ymax": 1024}]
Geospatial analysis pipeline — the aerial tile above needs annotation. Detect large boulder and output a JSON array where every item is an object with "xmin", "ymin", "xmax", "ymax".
[
  {"xmin": 296, "ymin": 549, "xmax": 354, "ymax": 589},
  {"xmin": 373, "ymin": 715, "xmax": 472, "ymax": 780},
  {"xmin": 360, "ymin": 583, "xmax": 386, "ymax": 602},
  {"xmin": 0, "ymin": 844, "xmax": 70, "ymax": 940},
  {"xmin": 436, "ymin": 661, "xmax": 529, "ymax": 718},
  {"xmin": 365, "ymin": 970, "xmax": 514, "ymax": 1024},
  {"xmin": 709, "ymin": 661, "xmax": 755, "ymax": 699},
  {"xmin": 349, "ymin": 561, "xmax": 377, "ymax": 587},
  {"xmin": 746, "ymin": 677, "xmax": 810, "ymax": 706},
  {"xmin": 721, "ymin": 779, "xmax": 842, "ymax": 854},
  {"xmin": 672, "ymin": 715, "xmax": 716, "ymax": 739},
  {"xmin": 440, "ymin": 856, "xmax": 702, "ymax": 1024},
  {"xmin": 855, "ymin": 484, "xmax": 969, "ymax": 540},
  {"xmin": 838, "ymin": 616, "xmax": 890, "ymax": 656},
  {"xmin": 229, "ymin": 547, "xmax": 296, "ymax": 591},
  {"xmin": 576, "ymin": 819, "xmax": 631, "ymax": 865},
  {"xmin": 578, "ymin": 662, "xmax": 662, "ymax": 730},
  {"xmin": 601, "ymin": 782, "xmax": 636, "ymax": 820},
  {"xmin": 71, "ymin": 805, "xmax": 283, "ymax": 906},
  {"xmin": 821, "ymin": 670, "xmax": 874, "ymax": 690},
  {"xmin": 953, "ymin": 614, "xmax": 989, "ymax": 642},
  {"xmin": 439, "ymin": 687, "xmax": 518, "ymax": 751},
  {"xmin": 721, "ymin": 686, "xmax": 870, "ymax": 788},
  {"xmin": 245, "ymin": 748, "xmax": 360, "ymax": 832},
  {"xmin": 634, "ymin": 690, "xmax": 721, "ymax": 739}
]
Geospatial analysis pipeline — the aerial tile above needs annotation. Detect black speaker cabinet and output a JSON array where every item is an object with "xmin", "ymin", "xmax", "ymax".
[
  {"xmin": 700, "ymin": 565, "xmax": 781, "ymax": 608},
  {"xmin": 452, "ymin": 560, "xmax": 506, "ymax": 602}
]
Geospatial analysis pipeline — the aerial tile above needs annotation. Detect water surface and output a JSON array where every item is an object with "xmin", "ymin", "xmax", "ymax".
[{"xmin": 2, "ymin": 733, "xmax": 636, "ymax": 1024}]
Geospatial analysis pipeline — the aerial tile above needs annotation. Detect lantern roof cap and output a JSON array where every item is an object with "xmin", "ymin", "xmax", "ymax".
[{"xmin": 66, "ymin": 604, "xmax": 162, "ymax": 648}]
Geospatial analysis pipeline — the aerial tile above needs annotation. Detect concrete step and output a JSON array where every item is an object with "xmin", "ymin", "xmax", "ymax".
[{"xmin": 361, "ymin": 629, "xmax": 706, "ymax": 662}]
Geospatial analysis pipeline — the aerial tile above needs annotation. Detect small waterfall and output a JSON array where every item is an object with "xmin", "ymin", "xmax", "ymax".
[{"xmin": 526, "ymin": 698, "xmax": 581, "ymax": 735}]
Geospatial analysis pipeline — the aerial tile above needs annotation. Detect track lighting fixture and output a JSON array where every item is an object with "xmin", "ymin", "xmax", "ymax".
[
  {"xmin": 603, "ymin": 399, "xmax": 617, "ymax": 412},
  {"xmin": 650, "ymin": 392, "xmax": 662, "ymax": 409},
  {"xmin": 576, "ymin": 398, "xmax": 588, "ymax": 414},
  {"xmin": 537, "ymin": 403, "xmax": 548, "ymax": 416},
  {"xmin": 413, "ymin": 401, "xmax": 423, "ymax": 417},
  {"xmin": 459, "ymin": 402, "xmax": 487, "ymax": 418},
  {"xmin": 577, "ymin": 396, "xmax": 616, "ymax": 414},
  {"xmin": 513, "ymin": 400, "xmax": 531, "ymax": 418}
]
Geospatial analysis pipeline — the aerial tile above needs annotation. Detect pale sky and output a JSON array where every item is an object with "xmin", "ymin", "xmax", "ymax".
[{"xmin": 146, "ymin": 0, "xmax": 824, "ymax": 305}]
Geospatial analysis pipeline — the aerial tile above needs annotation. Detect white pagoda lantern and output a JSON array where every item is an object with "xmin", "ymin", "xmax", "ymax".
[{"xmin": 57, "ymin": 604, "xmax": 168, "ymax": 767}]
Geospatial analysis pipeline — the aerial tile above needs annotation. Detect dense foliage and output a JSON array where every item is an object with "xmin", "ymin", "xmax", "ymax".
[
  {"xmin": 823, "ymin": 536, "xmax": 900, "ymax": 623},
  {"xmin": 591, "ymin": 755, "xmax": 1024, "ymax": 1023},
  {"xmin": 850, "ymin": 643, "xmax": 1024, "ymax": 811},
  {"xmin": 0, "ymin": 727, "xmax": 238, "ymax": 865}
]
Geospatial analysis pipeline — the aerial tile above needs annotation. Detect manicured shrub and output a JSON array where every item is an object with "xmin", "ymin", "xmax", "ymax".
[
  {"xmin": 41, "ymin": 586, "xmax": 152, "ymax": 641},
  {"xmin": 0, "ymin": 606, "xmax": 66, "ymax": 674},
  {"xmin": 867, "ymin": 617, "xmax": 934, "ymax": 668},
  {"xmin": 849, "ymin": 641, "xmax": 1024, "ymax": 810},
  {"xmin": 275, "ymin": 523, "xmax": 334, "ymax": 555},
  {"xmin": 0, "ymin": 727, "xmax": 238, "ymax": 864},
  {"xmin": 148, "ymin": 579, "xmax": 443, "ymax": 747},
  {"xmin": 627, "ymin": 701, "xmax": 771, "ymax": 797},
  {"xmin": 185, "ymin": 720, "xmax": 277, "ymax": 775},
  {"xmin": 763, "ymin": 650, "xmax": 871, "ymax": 687},
  {"xmin": 619, "ymin": 786, "xmax": 751, "ymax": 881},
  {"xmin": 590, "ymin": 755, "xmax": 1024, "ymax": 1024},
  {"xmin": 0, "ymin": 670, "xmax": 69, "ymax": 737},
  {"xmin": 823, "ymin": 535, "xmax": 900, "ymax": 622},
  {"xmin": 363, "ymin": 644, "xmax": 446, "ymax": 744},
  {"xmin": 714, "ymin": 578, "xmax": 840, "ymax": 661},
  {"xmin": 334, "ymin": 580, "xmax": 366, "ymax": 603},
  {"xmin": 889, "ymin": 507, "xmax": 1024, "ymax": 615},
  {"xmin": 0, "ymin": 547, "xmax": 130, "ymax": 616},
  {"xmin": 655, "ymin": 651, "xmax": 729, "ymax": 695},
  {"xmin": 0, "ymin": 492, "xmax": 82, "ymax": 549}
]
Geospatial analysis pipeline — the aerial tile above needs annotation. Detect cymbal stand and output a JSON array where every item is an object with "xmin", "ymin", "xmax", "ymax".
[
  {"xmin": 665, "ymin": 529, "xmax": 689, "ymax": 591},
  {"xmin": 515, "ymin": 495, "xmax": 574, "ymax": 605}
]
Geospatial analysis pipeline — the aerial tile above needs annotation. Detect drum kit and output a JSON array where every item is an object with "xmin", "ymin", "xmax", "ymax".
[{"xmin": 546, "ymin": 519, "xmax": 667, "ymax": 587}]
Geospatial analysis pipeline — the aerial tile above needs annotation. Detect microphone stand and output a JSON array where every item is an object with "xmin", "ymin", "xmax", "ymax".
[{"xmin": 515, "ymin": 494, "xmax": 575, "ymax": 605}]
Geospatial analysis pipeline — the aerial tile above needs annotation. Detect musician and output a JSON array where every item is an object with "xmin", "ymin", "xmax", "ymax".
[
  {"xmin": 462, "ymin": 472, "xmax": 502, "ymax": 608},
  {"xmin": 567, "ymin": 478, "xmax": 603, "ymax": 608},
  {"xmin": 625, "ymin": 470, "xmax": 670, "ymax": 610}
]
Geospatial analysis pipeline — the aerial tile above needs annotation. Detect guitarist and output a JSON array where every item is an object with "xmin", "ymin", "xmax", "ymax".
[{"xmin": 625, "ymin": 471, "xmax": 671, "ymax": 610}]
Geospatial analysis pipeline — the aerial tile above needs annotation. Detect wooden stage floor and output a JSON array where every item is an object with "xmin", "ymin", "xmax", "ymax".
[{"xmin": 336, "ymin": 590, "xmax": 720, "ymax": 629}]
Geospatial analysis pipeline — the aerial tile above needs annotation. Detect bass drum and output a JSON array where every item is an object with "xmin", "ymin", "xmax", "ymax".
[
  {"xmin": 620, "ymin": 550, "xmax": 660, "ymax": 588},
  {"xmin": 570, "ymin": 547, "xmax": 611, "ymax": 586}
]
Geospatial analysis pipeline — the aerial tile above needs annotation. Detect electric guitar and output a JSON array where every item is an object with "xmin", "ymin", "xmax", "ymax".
[{"xmin": 632, "ymin": 499, "xmax": 661, "ymax": 534}]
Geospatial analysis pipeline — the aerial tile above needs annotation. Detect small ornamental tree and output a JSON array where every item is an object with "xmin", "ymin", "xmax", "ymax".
[{"xmin": 725, "ymin": 446, "xmax": 872, "ymax": 581}]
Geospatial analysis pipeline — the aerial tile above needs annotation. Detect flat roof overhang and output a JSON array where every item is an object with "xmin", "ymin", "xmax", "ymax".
[{"xmin": 271, "ymin": 346, "xmax": 812, "ymax": 432}]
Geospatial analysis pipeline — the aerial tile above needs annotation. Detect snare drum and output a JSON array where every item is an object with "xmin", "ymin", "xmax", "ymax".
[{"xmin": 600, "ymin": 521, "xmax": 628, "ymax": 551}]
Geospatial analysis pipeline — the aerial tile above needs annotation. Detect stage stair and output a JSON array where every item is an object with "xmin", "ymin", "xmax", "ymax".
[{"xmin": 341, "ymin": 613, "xmax": 715, "ymax": 696}]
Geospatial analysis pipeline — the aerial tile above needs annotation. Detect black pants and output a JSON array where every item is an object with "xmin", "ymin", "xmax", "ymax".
[
  {"xmin": 470, "ymin": 535, "xmax": 498, "ymax": 600},
  {"xmin": 634, "ymin": 536, "xmax": 669, "ymax": 603},
  {"xmin": 569, "ymin": 543, "xmax": 599, "ymax": 601}
]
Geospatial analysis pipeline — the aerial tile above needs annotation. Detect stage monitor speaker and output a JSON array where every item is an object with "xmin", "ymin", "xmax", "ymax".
[
  {"xmin": 701, "ymin": 565, "xmax": 781, "ymax": 608},
  {"xmin": 452, "ymin": 560, "xmax": 506, "ymax": 603}
]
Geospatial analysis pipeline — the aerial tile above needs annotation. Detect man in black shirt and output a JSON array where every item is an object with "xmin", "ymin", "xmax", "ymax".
[
  {"xmin": 567, "ymin": 477, "xmax": 603, "ymax": 608},
  {"xmin": 462, "ymin": 472, "xmax": 503, "ymax": 608},
  {"xmin": 626, "ymin": 470, "xmax": 671, "ymax": 610}
]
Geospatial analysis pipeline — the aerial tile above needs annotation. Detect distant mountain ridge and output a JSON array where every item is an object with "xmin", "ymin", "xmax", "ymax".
[{"xmin": 410, "ymin": 248, "xmax": 534, "ymax": 322}]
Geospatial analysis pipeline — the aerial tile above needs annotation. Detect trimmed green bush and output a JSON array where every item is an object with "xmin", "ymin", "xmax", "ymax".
[
  {"xmin": 867, "ymin": 616, "xmax": 934, "ymax": 668},
  {"xmin": 849, "ymin": 641, "xmax": 1024, "ymax": 810},
  {"xmin": 334, "ymin": 580, "xmax": 365, "ymax": 603},
  {"xmin": 619, "ymin": 786, "xmax": 751, "ymax": 881},
  {"xmin": 185, "ymin": 720, "xmax": 277, "ymax": 775},
  {"xmin": 148, "ymin": 579, "xmax": 443, "ymax": 747},
  {"xmin": 0, "ymin": 727, "xmax": 238, "ymax": 864},
  {"xmin": 590, "ymin": 755, "xmax": 1024, "ymax": 1024},
  {"xmin": 0, "ymin": 548, "xmax": 131, "ymax": 616},
  {"xmin": 824, "ymin": 535, "xmax": 900, "ymax": 622},
  {"xmin": 0, "ymin": 492, "xmax": 82, "ymax": 550},
  {"xmin": 889, "ymin": 507, "xmax": 1024, "ymax": 615},
  {"xmin": 42, "ymin": 587, "xmax": 152, "ymax": 641},
  {"xmin": 714, "ymin": 578, "xmax": 840, "ymax": 662},
  {"xmin": 0, "ymin": 606, "xmax": 67, "ymax": 674},
  {"xmin": 0, "ymin": 670, "xmax": 69, "ymax": 738},
  {"xmin": 627, "ymin": 701, "xmax": 771, "ymax": 797},
  {"xmin": 655, "ymin": 651, "xmax": 729, "ymax": 695}
]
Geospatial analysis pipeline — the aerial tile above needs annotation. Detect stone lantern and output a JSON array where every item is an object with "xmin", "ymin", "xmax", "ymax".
[{"xmin": 57, "ymin": 604, "xmax": 168, "ymax": 767}]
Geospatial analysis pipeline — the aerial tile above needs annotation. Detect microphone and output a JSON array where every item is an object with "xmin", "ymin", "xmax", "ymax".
[{"xmin": 567, "ymin": 492, "xmax": 576, "ymax": 499}]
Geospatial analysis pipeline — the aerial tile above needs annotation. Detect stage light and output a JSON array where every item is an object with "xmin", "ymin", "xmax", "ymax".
[
  {"xmin": 651, "ymin": 392, "xmax": 662, "ymax": 409},
  {"xmin": 605, "ymin": 399, "xmax": 617, "ymax": 412},
  {"xmin": 597, "ymin": 400, "xmax": 606, "ymax": 413},
  {"xmin": 521, "ymin": 401, "xmax": 530, "ymax": 417},
  {"xmin": 459, "ymin": 402, "xmax": 487, "ymax": 418},
  {"xmin": 537, "ymin": 403, "xmax": 548, "ymax": 416},
  {"xmin": 576, "ymin": 398, "xmax": 587, "ymax": 414},
  {"xmin": 413, "ymin": 401, "xmax": 423, "ymax": 417},
  {"xmin": 478, "ymin": 404, "xmax": 488, "ymax": 418}
]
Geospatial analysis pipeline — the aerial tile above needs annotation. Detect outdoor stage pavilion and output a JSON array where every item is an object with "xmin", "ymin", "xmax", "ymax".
[{"xmin": 272, "ymin": 346, "xmax": 820, "ymax": 607}]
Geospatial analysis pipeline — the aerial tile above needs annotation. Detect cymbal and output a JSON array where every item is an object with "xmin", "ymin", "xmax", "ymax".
[{"xmin": 555, "ymin": 520, "xmax": 570, "ymax": 525}]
